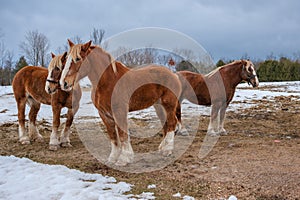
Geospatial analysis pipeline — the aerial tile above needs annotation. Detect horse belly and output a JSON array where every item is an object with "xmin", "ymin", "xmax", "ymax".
[
  {"xmin": 129, "ymin": 87, "xmax": 162, "ymax": 112},
  {"xmin": 26, "ymin": 91, "xmax": 51, "ymax": 105}
]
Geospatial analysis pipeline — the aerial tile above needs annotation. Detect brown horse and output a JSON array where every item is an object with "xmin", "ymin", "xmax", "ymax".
[
  {"xmin": 176, "ymin": 60, "xmax": 259, "ymax": 136},
  {"xmin": 60, "ymin": 40, "xmax": 181, "ymax": 166},
  {"xmin": 12, "ymin": 53, "xmax": 81, "ymax": 150}
]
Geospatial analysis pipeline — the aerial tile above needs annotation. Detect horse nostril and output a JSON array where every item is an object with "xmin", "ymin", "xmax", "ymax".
[
  {"xmin": 64, "ymin": 82, "xmax": 68, "ymax": 89},
  {"xmin": 48, "ymin": 88, "xmax": 51, "ymax": 94}
]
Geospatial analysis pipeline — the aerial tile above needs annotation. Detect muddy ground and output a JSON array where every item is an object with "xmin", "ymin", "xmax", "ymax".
[{"xmin": 0, "ymin": 95, "xmax": 299, "ymax": 200}]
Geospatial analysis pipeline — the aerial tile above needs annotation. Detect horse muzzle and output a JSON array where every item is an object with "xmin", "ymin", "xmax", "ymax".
[
  {"xmin": 62, "ymin": 81, "xmax": 73, "ymax": 91},
  {"xmin": 247, "ymin": 75, "xmax": 259, "ymax": 88}
]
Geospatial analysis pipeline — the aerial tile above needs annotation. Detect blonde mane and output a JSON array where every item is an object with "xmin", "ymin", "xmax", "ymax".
[
  {"xmin": 69, "ymin": 44, "xmax": 83, "ymax": 62},
  {"xmin": 69, "ymin": 44, "xmax": 117, "ymax": 74},
  {"xmin": 205, "ymin": 60, "xmax": 243, "ymax": 78},
  {"xmin": 48, "ymin": 54, "xmax": 63, "ymax": 70},
  {"xmin": 205, "ymin": 66, "xmax": 220, "ymax": 78},
  {"xmin": 96, "ymin": 46, "xmax": 117, "ymax": 74}
]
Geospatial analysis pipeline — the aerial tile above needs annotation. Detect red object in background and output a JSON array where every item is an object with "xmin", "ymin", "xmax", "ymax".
[{"xmin": 168, "ymin": 58, "xmax": 175, "ymax": 66}]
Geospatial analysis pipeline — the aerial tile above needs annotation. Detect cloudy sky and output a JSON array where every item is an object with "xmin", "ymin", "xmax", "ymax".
[{"xmin": 0, "ymin": 0, "xmax": 299, "ymax": 62}]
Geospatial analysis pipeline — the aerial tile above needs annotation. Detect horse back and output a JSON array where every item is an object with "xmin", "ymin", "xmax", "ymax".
[
  {"xmin": 130, "ymin": 66, "xmax": 181, "ymax": 111},
  {"xmin": 12, "ymin": 66, "xmax": 51, "ymax": 105},
  {"xmin": 95, "ymin": 65, "xmax": 181, "ymax": 112},
  {"xmin": 177, "ymin": 71, "xmax": 211, "ymax": 105}
]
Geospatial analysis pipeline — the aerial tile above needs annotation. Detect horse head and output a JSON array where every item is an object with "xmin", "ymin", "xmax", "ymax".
[
  {"xmin": 60, "ymin": 39, "xmax": 92, "ymax": 91},
  {"xmin": 240, "ymin": 60, "xmax": 259, "ymax": 87},
  {"xmin": 45, "ymin": 52, "xmax": 67, "ymax": 94}
]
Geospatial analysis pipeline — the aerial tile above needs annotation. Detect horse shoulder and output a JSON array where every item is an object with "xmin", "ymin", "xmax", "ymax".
[{"xmin": 226, "ymin": 87, "xmax": 236, "ymax": 104}]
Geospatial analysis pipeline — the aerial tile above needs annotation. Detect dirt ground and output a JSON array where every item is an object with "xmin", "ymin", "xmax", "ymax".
[{"xmin": 0, "ymin": 95, "xmax": 299, "ymax": 200}]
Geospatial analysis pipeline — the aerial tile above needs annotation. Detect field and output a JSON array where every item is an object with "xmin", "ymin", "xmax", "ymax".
[{"xmin": 0, "ymin": 82, "xmax": 299, "ymax": 199}]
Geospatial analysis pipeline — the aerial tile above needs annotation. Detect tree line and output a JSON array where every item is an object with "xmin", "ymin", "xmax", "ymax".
[
  {"xmin": 0, "ymin": 27, "xmax": 299, "ymax": 85},
  {"xmin": 216, "ymin": 58, "xmax": 300, "ymax": 82},
  {"xmin": 0, "ymin": 28, "xmax": 105, "ymax": 85}
]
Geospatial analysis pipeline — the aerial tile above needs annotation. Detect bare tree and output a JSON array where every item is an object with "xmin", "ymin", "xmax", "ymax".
[
  {"xmin": 4, "ymin": 50, "xmax": 14, "ymax": 84},
  {"xmin": 55, "ymin": 46, "xmax": 68, "ymax": 54},
  {"xmin": 0, "ymin": 29, "xmax": 6, "ymax": 68},
  {"xmin": 70, "ymin": 35, "xmax": 83, "ymax": 44},
  {"xmin": 116, "ymin": 47, "xmax": 160, "ymax": 67},
  {"xmin": 173, "ymin": 48, "xmax": 197, "ymax": 61},
  {"xmin": 56, "ymin": 35, "xmax": 83, "ymax": 54},
  {"xmin": 19, "ymin": 30, "xmax": 50, "ymax": 67},
  {"xmin": 90, "ymin": 28, "xmax": 105, "ymax": 46}
]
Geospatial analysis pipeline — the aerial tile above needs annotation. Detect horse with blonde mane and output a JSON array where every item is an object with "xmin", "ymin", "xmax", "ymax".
[
  {"xmin": 12, "ymin": 53, "xmax": 81, "ymax": 150},
  {"xmin": 60, "ymin": 40, "xmax": 181, "ymax": 166},
  {"xmin": 176, "ymin": 60, "xmax": 259, "ymax": 136}
]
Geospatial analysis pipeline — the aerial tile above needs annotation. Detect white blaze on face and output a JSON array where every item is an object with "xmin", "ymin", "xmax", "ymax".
[
  {"xmin": 60, "ymin": 55, "xmax": 73, "ymax": 86},
  {"xmin": 249, "ymin": 63, "xmax": 259, "ymax": 86},
  {"xmin": 250, "ymin": 65, "xmax": 257, "ymax": 76},
  {"xmin": 45, "ymin": 66, "xmax": 53, "ymax": 92},
  {"xmin": 253, "ymin": 66, "xmax": 259, "ymax": 86}
]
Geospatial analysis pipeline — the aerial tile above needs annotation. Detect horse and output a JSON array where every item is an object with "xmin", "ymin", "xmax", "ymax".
[
  {"xmin": 176, "ymin": 60, "xmax": 259, "ymax": 136},
  {"xmin": 12, "ymin": 53, "xmax": 81, "ymax": 151},
  {"xmin": 59, "ymin": 40, "xmax": 181, "ymax": 166}
]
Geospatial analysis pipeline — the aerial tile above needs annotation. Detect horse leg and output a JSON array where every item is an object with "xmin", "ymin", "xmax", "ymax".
[
  {"xmin": 17, "ymin": 97, "xmax": 29, "ymax": 144},
  {"xmin": 98, "ymin": 111, "xmax": 121, "ymax": 164},
  {"xmin": 175, "ymin": 101, "xmax": 189, "ymax": 136},
  {"xmin": 218, "ymin": 104, "xmax": 228, "ymax": 135},
  {"xmin": 153, "ymin": 102, "xmax": 166, "ymax": 132},
  {"xmin": 115, "ymin": 126, "xmax": 134, "ymax": 166},
  {"xmin": 158, "ymin": 96, "xmax": 178, "ymax": 156},
  {"xmin": 207, "ymin": 104, "xmax": 220, "ymax": 136},
  {"xmin": 49, "ymin": 104, "xmax": 61, "ymax": 151},
  {"xmin": 60, "ymin": 86, "xmax": 82, "ymax": 147},
  {"xmin": 59, "ymin": 109, "xmax": 73, "ymax": 147},
  {"xmin": 112, "ymin": 108, "xmax": 134, "ymax": 166},
  {"xmin": 28, "ymin": 101, "xmax": 43, "ymax": 142}
]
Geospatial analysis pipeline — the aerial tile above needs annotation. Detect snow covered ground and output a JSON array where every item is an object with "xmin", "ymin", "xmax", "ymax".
[
  {"xmin": 1, "ymin": 81, "xmax": 299, "ymax": 124},
  {"xmin": 0, "ymin": 155, "xmax": 156, "ymax": 200},
  {"xmin": 0, "ymin": 81, "xmax": 299, "ymax": 200}
]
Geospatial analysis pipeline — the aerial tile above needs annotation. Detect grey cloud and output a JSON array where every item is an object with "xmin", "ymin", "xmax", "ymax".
[{"xmin": 0, "ymin": 0, "xmax": 299, "ymax": 61}]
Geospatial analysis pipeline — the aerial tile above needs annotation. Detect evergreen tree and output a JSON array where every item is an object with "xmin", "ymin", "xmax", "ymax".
[
  {"xmin": 15, "ymin": 56, "xmax": 28, "ymax": 73},
  {"xmin": 216, "ymin": 59, "xmax": 226, "ymax": 67}
]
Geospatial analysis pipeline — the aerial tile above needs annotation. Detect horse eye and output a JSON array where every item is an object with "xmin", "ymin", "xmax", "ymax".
[{"xmin": 76, "ymin": 57, "xmax": 81, "ymax": 62}]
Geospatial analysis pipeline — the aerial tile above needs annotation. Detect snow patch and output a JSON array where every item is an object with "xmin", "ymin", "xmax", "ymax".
[{"xmin": 0, "ymin": 155, "xmax": 157, "ymax": 200}]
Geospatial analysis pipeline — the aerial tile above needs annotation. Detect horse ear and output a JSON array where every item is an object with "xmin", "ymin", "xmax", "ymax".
[
  {"xmin": 68, "ymin": 39, "xmax": 75, "ymax": 47},
  {"xmin": 51, "ymin": 52, "xmax": 56, "ymax": 58},
  {"xmin": 241, "ymin": 59, "xmax": 247, "ymax": 66},
  {"xmin": 61, "ymin": 52, "xmax": 68, "ymax": 62},
  {"xmin": 82, "ymin": 40, "xmax": 92, "ymax": 52}
]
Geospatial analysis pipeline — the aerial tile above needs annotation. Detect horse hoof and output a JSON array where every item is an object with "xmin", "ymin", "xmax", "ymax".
[
  {"xmin": 20, "ymin": 140, "xmax": 30, "ymax": 145},
  {"xmin": 207, "ymin": 130, "xmax": 219, "ymax": 136},
  {"xmin": 34, "ymin": 135, "xmax": 44, "ymax": 143},
  {"xmin": 163, "ymin": 151, "xmax": 172, "ymax": 157},
  {"xmin": 105, "ymin": 160, "xmax": 116, "ymax": 166},
  {"xmin": 49, "ymin": 145, "xmax": 59, "ymax": 151},
  {"xmin": 208, "ymin": 133, "xmax": 219, "ymax": 137},
  {"xmin": 19, "ymin": 137, "xmax": 30, "ymax": 145},
  {"xmin": 176, "ymin": 128, "xmax": 189, "ymax": 136},
  {"xmin": 115, "ymin": 153, "xmax": 134, "ymax": 166},
  {"xmin": 158, "ymin": 147, "xmax": 173, "ymax": 157},
  {"xmin": 115, "ymin": 160, "xmax": 128, "ymax": 166},
  {"xmin": 60, "ymin": 142, "xmax": 72, "ymax": 148},
  {"xmin": 220, "ymin": 131, "xmax": 228, "ymax": 135}
]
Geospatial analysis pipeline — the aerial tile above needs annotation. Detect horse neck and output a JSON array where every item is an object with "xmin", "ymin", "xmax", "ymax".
[
  {"xmin": 220, "ymin": 63, "xmax": 243, "ymax": 88},
  {"xmin": 85, "ymin": 47, "xmax": 117, "ymax": 88}
]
